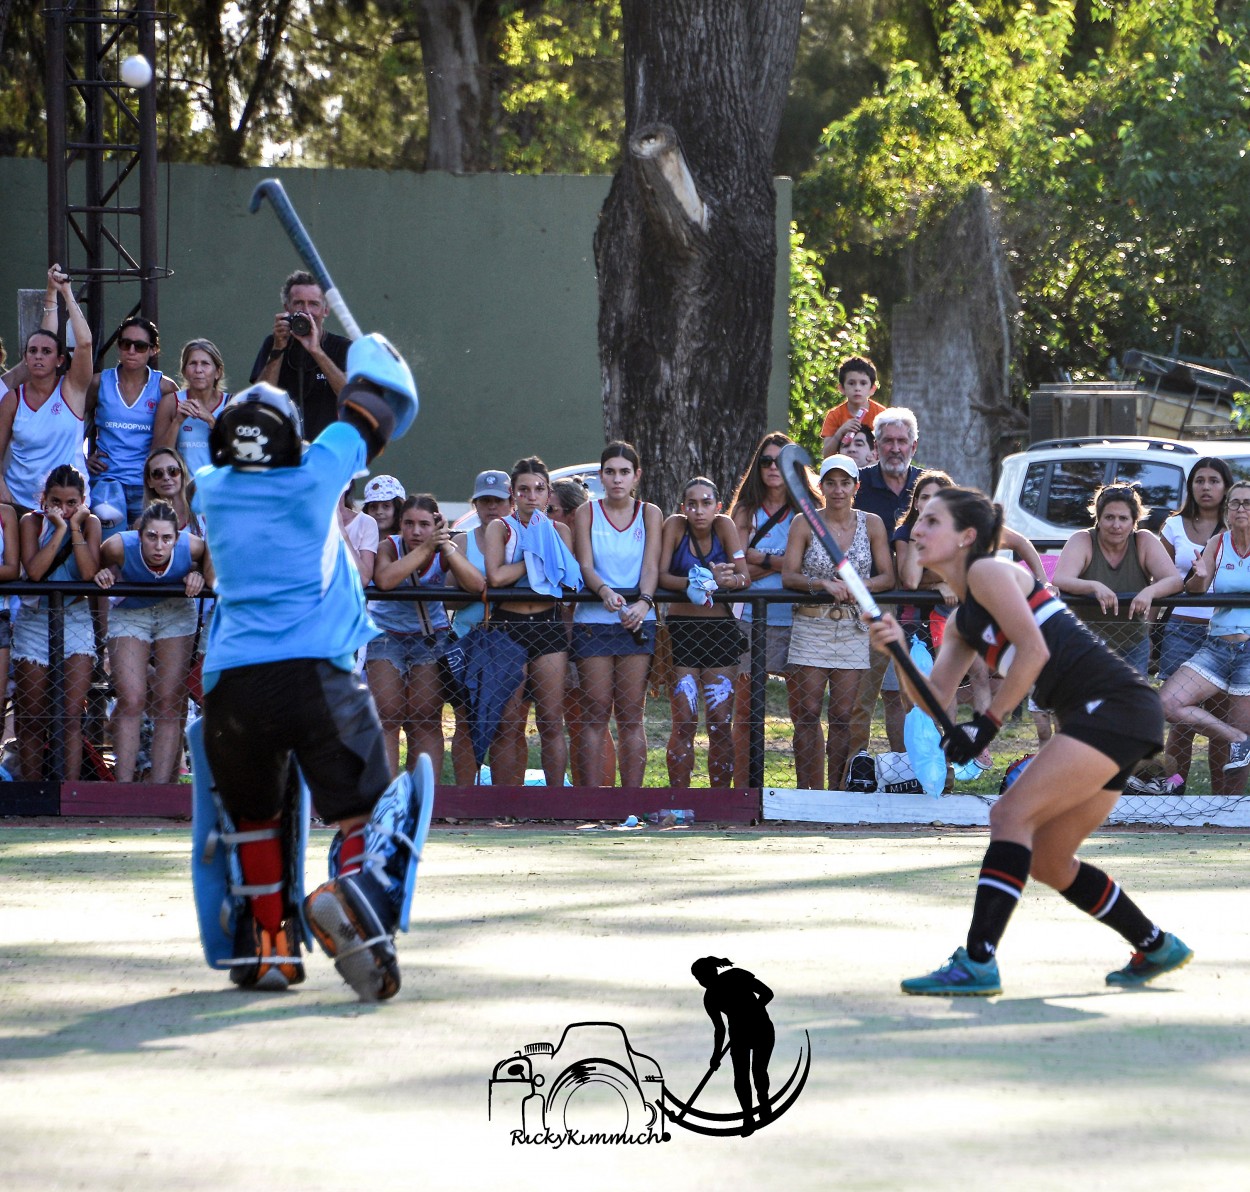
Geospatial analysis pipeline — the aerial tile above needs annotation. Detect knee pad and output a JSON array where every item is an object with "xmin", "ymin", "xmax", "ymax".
[{"xmin": 189, "ymin": 716, "xmax": 312, "ymax": 972}]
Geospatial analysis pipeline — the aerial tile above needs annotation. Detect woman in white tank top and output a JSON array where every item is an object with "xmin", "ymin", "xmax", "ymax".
[
  {"xmin": 571, "ymin": 442, "xmax": 663, "ymax": 787},
  {"xmin": 0, "ymin": 265, "xmax": 93, "ymax": 515}
]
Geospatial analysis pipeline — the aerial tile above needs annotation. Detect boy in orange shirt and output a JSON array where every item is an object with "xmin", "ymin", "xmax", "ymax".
[{"xmin": 820, "ymin": 355, "xmax": 885, "ymax": 458}]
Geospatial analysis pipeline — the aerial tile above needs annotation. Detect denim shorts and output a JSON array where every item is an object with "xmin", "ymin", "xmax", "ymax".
[
  {"xmin": 571, "ymin": 620, "xmax": 656, "ymax": 660},
  {"xmin": 12, "ymin": 602, "xmax": 96, "ymax": 667},
  {"xmin": 365, "ymin": 627, "xmax": 450, "ymax": 673},
  {"xmin": 107, "ymin": 597, "xmax": 198, "ymax": 644},
  {"xmin": 1181, "ymin": 634, "xmax": 1250, "ymax": 696},
  {"xmin": 1158, "ymin": 618, "xmax": 1209, "ymax": 682}
]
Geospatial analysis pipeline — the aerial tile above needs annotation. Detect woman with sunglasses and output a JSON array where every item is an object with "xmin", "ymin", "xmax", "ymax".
[
  {"xmin": 84, "ymin": 315, "xmax": 178, "ymax": 531},
  {"xmin": 1160, "ymin": 479, "xmax": 1250, "ymax": 779},
  {"xmin": 0, "ymin": 266, "xmax": 92, "ymax": 518},
  {"xmin": 1053, "ymin": 484, "xmax": 1180, "ymax": 675},
  {"xmin": 142, "ymin": 447, "xmax": 201, "ymax": 535},
  {"xmin": 728, "ymin": 432, "xmax": 814, "ymax": 779},
  {"xmin": 155, "ymin": 338, "xmax": 232, "ymax": 476},
  {"xmin": 94, "ymin": 499, "xmax": 211, "ymax": 782}
]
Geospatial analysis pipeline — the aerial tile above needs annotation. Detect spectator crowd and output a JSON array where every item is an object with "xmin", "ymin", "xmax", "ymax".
[{"xmin": 2, "ymin": 268, "xmax": 1247, "ymax": 796}]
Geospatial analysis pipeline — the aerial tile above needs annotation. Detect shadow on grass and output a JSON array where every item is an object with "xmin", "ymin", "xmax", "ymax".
[{"xmin": 0, "ymin": 984, "xmax": 380, "ymax": 1062}]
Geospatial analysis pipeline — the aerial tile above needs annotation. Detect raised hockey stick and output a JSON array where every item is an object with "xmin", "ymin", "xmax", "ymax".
[
  {"xmin": 778, "ymin": 442, "xmax": 959, "ymax": 738},
  {"xmin": 249, "ymin": 179, "xmax": 363, "ymax": 341}
]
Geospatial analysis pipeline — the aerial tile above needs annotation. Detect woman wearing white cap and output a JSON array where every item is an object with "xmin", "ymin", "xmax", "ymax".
[
  {"xmin": 361, "ymin": 474, "xmax": 406, "ymax": 544},
  {"xmin": 783, "ymin": 454, "xmax": 894, "ymax": 790}
]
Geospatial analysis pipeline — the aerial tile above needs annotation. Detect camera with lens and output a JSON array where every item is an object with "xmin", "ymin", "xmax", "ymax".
[
  {"xmin": 283, "ymin": 311, "xmax": 314, "ymax": 338},
  {"xmin": 488, "ymin": 1021, "xmax": 667, "ymax": 1138}
]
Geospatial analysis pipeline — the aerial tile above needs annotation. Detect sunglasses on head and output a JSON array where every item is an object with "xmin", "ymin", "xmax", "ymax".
[
  {"xmin": 120, "ymin": 338, "xmax": 152, "ymax": 351},
  {"xmin": 148, "ymin": 465, "xmax": 182, "ymax": 480}
]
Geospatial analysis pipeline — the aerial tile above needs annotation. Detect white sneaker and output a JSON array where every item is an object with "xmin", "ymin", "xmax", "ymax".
[{"xmin": 1224, "ymin": 738, "xmax": 1250, "ymax": 772}]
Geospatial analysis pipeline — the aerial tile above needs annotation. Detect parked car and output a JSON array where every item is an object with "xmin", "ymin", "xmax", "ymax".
[
  {"xmin": 450, "ymin": 462, "xmax": 604, "ymax": 532},
  {"xmin": 993, "ymin": 436, "xmax": 1250, "ymax": 551}
]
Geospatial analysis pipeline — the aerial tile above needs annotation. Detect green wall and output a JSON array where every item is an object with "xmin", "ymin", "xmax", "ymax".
[{"xmin": 1, "ymin": 158, "xmax": 790, "ymax": 504}]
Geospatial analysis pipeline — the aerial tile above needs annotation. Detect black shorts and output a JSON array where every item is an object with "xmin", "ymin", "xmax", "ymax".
[
  {"xmin": 1055, "ymin": 684, "xmax": 1164, "ymax": 790},
  {"xmin": 203, "ymin": 657, "xmax": 391, "ymax": 824},
  {"xmin": 493, "ymin": 606, "xmax": 567, "ymax": 661},
  {"xmin": 667, "ymin": 615, "xmax": 746, "ymax": 671}
]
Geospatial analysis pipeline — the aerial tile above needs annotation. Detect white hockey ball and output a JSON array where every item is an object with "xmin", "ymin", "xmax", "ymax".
[{"xmin": 121, "ymin": 55, "xmax": 153, "ymax": 88}]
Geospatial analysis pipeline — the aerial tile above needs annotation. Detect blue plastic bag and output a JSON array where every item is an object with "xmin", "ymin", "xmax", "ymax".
[{"xmin": 902, "ymin": 637, "xmax": 946, "ymax": 797}]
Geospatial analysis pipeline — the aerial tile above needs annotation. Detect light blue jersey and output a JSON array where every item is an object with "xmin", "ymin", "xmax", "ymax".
[
  {"xmin": 193, "ymin": 422, "xmax": 377, "ymax": 677},
  {"xmin": 112, "ymin": 529, "xmax": 195, "ymax": 609},
  {"xmin": 175, "ymin": 389, "xmax": 232, "ymax": 475},
  {"xmin": 96, "ymin": 367, "xmax": 163, "ymax": 486}
]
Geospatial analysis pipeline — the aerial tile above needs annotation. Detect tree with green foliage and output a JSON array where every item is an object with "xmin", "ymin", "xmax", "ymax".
[
  {"xmin": 0, "ymin": 0, "xmax": 623, "ymax": 172},
  {"xmin": 788, "ymin": 225, "xmax": 881, "ymax": 456},
  {"xmin": 798, "ymin": 0, "xmax": 1250, "ymax": 387}
]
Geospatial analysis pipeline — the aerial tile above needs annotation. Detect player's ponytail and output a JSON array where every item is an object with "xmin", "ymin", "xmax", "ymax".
[{"xmin": 934, "ymin": 487, "xmax": 1002, "ymax": 562}]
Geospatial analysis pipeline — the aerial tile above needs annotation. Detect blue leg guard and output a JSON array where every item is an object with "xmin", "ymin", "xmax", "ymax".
[
  {"xmin": 326, "ymin": 753, "xmax": 435, "ymax": 933},
  {"xmin": 188, "ymin": 716, "xmax": 312, "ymax": 980}
]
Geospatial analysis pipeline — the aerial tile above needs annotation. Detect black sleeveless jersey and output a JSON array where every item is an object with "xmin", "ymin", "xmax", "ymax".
[{"xmin": 952, "ymin": 577, "xmax": 1152, "ymax": 714}]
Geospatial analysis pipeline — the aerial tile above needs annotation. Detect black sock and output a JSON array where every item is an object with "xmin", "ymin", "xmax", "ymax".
[
  {"xmin": 966, "ymin": 841, "xmax": 1032, "ymax": 963},
  {"xmin": 1060, "ymin": 862, "xmax": 1163, "ymax": 952}
]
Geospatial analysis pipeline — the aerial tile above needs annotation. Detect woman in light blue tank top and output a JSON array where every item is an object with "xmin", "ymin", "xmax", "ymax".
[
  {"xmin": 1160, "ymin": 479, "xmax": 1250, "ymax": 779},
  {"xmin": 367, "ymin": 494, "xmax": 484, "ymax": 780},
  {"xmin": 85, "ymin": 315, "xmax": 177, "ymax": 527},
  {"xmin": 155, "ymin": 338, "xmax": 232, "ymax": 477},
  {"xmin": 94, "ymin": 500, "xmax": 210, "ymax": 783},
  {"xmin": 13, "ymin": 464, "xmax": 101, "ymax": 783}
]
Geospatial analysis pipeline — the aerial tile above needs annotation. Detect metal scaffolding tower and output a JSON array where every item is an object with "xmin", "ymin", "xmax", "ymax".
[{"xmin": 44, "ymin": 1, "xmax": 163, "ymax": 360}]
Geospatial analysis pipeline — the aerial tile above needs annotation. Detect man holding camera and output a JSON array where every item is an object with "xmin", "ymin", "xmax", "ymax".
[{"xmin": 249, "ymin": 269, "xmax": 349, "ymax": 439}]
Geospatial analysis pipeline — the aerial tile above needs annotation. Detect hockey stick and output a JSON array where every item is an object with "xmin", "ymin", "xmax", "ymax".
[
  {"xmin": 778, "ymin": 442, "xmax": 959, "ymax": 738},
  {"xmin": 249, "ymin": 179, "xmax": 363, "ymax": 341},
  {"xmin": 673, "ymin": 1042, "xmax": 731, "ymax": 1122}
]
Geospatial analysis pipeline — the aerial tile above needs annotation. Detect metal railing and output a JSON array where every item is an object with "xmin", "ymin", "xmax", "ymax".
[{"xmin": 9, "ymin": 580, "xmax": 1250, "ymax": 789}]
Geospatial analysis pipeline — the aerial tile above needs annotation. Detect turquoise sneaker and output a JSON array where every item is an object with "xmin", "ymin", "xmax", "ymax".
[
  {"xmin": 901, "ymin": 946, "xmax": 1002, "ymax": 996},
  {"xmin": 1106, "ymin": 933, "xmax": 1193, "ymax": 987}
]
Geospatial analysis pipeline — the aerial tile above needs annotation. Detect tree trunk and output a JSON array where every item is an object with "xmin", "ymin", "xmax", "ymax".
[
  {"xmin": 415, "ymin": 0, "xmax": 545, "ymax": 172},
  {"xmin": 594, "ymin": 0, "xmax": 802, "ymax": 509},
  {"xmin": 414, "ymin": 0, "xmax": 487, "ymax": 171}
]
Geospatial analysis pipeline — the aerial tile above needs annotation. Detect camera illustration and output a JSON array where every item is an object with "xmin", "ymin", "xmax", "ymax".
[
  {"xmin": 489, "ymin": 1021, "xmax": 667, "ymax": 1138},
  {"xmin": 283, "ymin": 310, "xmax": 314, "ymax": 338}
]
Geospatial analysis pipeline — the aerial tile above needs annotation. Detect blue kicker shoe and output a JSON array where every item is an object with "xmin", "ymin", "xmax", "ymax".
[
  {"xmin": 1106, "ymin": 933, "xmax": 1194, "ymax": 987},
  {"xmin": 901, "ymin": 947, "xmax": 1002, "ymax": 996}
]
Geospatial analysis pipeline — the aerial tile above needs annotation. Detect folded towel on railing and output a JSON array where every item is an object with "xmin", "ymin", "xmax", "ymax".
[
  {"xmin": 686, "ymin": 564, "xmax": 716, "ymax": 608},
  {"xmin": 516, "ymin": 510, "xmax": 584, "ymax": 597}
]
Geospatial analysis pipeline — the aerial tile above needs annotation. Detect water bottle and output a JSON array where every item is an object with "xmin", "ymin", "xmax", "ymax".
[{"xmin": 646, "ymin": 809, "xmax": 695, "ymax": 826}]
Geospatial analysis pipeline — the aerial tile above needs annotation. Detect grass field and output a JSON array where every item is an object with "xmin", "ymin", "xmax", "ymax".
[{"xmin": 2, "ymin": 824, "xmax": 1247, "ymax": 1191}]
